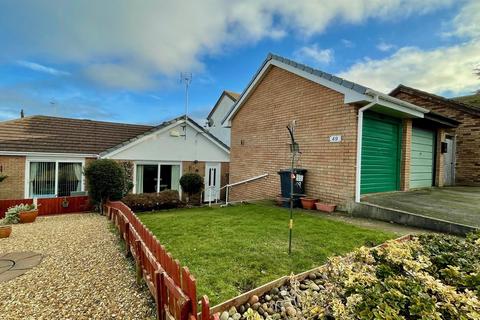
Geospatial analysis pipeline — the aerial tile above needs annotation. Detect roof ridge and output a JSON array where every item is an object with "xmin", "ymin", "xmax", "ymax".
[{"xmin": 0, "ymin": 114, "xmax": 155, "ymax": 127}]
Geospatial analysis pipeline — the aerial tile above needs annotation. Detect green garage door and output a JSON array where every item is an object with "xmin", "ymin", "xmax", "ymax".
[
  {"xmin": 361, "ymin": 112, "xmax": 402, "ymax": 194},
  {"xmin": 410, "ymin": 127, "xmax": 435, "ymax": 188}
]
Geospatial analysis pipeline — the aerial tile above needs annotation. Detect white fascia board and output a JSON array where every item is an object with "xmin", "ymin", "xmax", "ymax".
[
  {"xmin": 366, "ymin": 89, "xmax": 429, "ymax": 115},
  {"xmin": 101, "ymin": 119, "xmax": 229, "ymax": 159},
  {"xmin": 222, "ymin": 59, "xmax": 370, "ymax": 127},
  {"xmin": 0, "ymin": 151, "xmax": 98, "ymax": 158}
]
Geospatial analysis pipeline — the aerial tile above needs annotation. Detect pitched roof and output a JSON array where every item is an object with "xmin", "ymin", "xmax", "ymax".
[
  {"xmin": 390, "ymin": 85, "xmax": 480, "ymax": 117},
  {"xmin": 222, "ymin": 53, "xmax": 427, "ymax": 125},
  {"xmin": 206, "ymin": 90, "xmax": 240, "ymax": 120},
  {"xmin": 453, "ymin": 94, "xmax": 480, "ymax": 110},
  {"xmin": 0, "ymin": 115, "xmax": 154, "ymax": 155},
  {"xmin": 100, "ymin": 115, "xmax": 229, "ymax": 157}
]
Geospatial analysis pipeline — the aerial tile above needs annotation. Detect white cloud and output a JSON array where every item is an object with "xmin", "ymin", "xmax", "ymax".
[
  {"xmin": 339, "ymin": 41, "xmax": 480, "ymax": 95},
  {"xmin": 294, "ymin": 44, "xmax": 333, "ymax": 65},
  {"xmin": 16, "ymin": 60, "xmax": 70, "ymax": 76},
  {"xmin": 83, "ymin": 64, "xmax": 155, "ymax": 90},
  {"xmin": 447, "ymin": 0, "xmax": 480, "ymax": 39},
  {"xmin": 376, "ymin": 42, "xmax": 396, "ymax": 52},
  {"xmin": 0, "ymin": 0, "xmax": 455, "ymax": 90},
  {"xmin": 341, "ymin": 39, "xmax": 355, "ymax": 48}
]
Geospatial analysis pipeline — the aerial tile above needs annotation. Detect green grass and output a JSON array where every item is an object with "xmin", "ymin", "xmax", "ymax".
[{"xmin": 138, "ymin": 203, "xmax": 394, "ymax": 305}]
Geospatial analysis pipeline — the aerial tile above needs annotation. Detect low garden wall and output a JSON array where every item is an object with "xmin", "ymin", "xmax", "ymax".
[{"xmin": 0, "ymin": 195, "xmax": 91, "ymax": 218}]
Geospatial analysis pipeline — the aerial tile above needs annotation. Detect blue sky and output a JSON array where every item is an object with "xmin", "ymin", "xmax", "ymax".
[{"xmin": 0, "ymin": 1, "xmax": 478, "ymax": 124}]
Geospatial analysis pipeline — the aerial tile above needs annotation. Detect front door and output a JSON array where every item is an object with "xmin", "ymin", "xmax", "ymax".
[
  {"xmin": 205, "ymin": 162, "xmax": 221, "ymax": 202},
  {"xmin": 444, "ymin": 137, "xmax": 455, "ymax": 186}
]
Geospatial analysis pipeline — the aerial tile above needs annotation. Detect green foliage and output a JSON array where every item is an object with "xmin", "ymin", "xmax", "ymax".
[
  {"xmin": 84, "ymin": 159, "xmax": 126, "ymax": 205},
  {"xmin": 296, "ymin": 232, "xmax": 480, "ymax": 319},
  {"xmin": 179, "ymin": 173, "xmax": 203, "ymax": 201},
  {"xmin": 122, "ymin": 190, "xmax": 182, "ymax": 212},
  {"xmin": 1, "ymin": 203, "xmax": 36, "ymax": 225}
]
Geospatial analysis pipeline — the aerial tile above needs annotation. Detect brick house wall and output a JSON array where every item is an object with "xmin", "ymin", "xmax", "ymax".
[
  {"xmin": 0, "ymin": 155, "xmax": 26, "ymax": 199},
  {"xmin": 229, "ymin": 66, "xmax": 358, "ymax": 209},
  {"xmin": 391, "ymin": 91, "xmax": 480, "ymax": 185}
]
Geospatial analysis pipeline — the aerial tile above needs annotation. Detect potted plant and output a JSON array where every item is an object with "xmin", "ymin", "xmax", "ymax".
[
  {"xmin": 0, "ymin": 221, "xmax": 12, "ymax": 238},
  {"xmin": 5, "ymin": 203, "xmax": 38, "ymax": 224},
  {"xmin": 300, "ymin": 197, "xmax": 318, "ymax": 210},
  {"xmin": 315, "ymin": 202, "xmax": 336, "ymax": 213}
]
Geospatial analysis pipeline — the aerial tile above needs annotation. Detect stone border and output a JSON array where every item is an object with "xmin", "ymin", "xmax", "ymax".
[
  {"xmin": 210, "ymin": 234, "xmax": 412, "ymax": 316},
  {"xmin": 352, "ymin": 202, "xmax": 478, "ymax": 236}
]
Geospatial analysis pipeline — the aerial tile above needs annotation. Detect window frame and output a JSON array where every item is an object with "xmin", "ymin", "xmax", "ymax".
[
  {"xmin": 133, "ymin": 161, "xmax": 182, "ymax": 197},
  {"xmin": 25, "ymin": 157, "xmax": 85, "ymax": 198}
]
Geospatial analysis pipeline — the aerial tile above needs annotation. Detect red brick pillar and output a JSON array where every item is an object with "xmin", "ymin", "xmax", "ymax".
[
  {"xmin": 435, "ymin": 128, "xmax": 445, "ymax": 187},
  {"xmin": 400, "ymin": 119, "xmax": 412, "ymax": 191}
]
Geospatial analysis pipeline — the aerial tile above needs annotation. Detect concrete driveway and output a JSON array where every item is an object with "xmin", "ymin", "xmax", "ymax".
[{"xmin": 362, "ymin": 187, "xmax": 480, "ymax": 228}]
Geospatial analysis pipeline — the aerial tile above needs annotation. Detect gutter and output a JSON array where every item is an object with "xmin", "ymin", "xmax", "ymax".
[{"xmin": 355, "ymin": 95, "xmax": 379, "ymax": 203}]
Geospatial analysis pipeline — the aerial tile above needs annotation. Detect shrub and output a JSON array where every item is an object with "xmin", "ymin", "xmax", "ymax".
[
  {"xmin": 179, "ymin": 173, "xmax": 203, "ymax": 203},
  {"xmin": 122, "ymin": 190, "xmax": 182, "ymax": 212},
  {"xmin": 84, "ymin": 159, "xmax": 126, "ymax": 208},
  {"xmin": 1, "ymin": 203, "xmax": 36, "ymax": 225}
]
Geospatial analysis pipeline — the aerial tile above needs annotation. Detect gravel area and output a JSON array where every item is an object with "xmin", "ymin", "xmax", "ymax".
[{"xmin": 0, "ymin": 213, "xmax": 156, "ymax": 320}]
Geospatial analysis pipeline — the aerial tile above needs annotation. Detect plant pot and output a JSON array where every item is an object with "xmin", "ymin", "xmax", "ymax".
[
  {"xmin": 19, "ymin": 209, "xmax": 39, "ymax": 223},
  {"xmin": 300, "ymin": 197, "xmax": 318, "ymax": 210},
  {"xmin": 315, "ymin": 202, "xmax": 336, "ymax": 213},
  {"xmin": 0, "ymin": 225, "xmax": 12, "ymax": 238}
]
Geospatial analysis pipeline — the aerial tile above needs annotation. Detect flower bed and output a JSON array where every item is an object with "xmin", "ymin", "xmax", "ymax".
[{"xmin": 217, "ymin": 233, "xmax": 480, "ymax": 320}]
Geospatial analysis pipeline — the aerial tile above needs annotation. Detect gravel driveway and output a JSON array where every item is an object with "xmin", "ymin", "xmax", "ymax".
[{"xmin": 0, "ymin": 213, "xmax": 155, "ymax": 320}]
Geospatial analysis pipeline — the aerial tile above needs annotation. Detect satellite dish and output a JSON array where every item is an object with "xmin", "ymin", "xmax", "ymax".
[{"xmin": 207, "ymin": 118, "xmax": 214, "ymax": 127}]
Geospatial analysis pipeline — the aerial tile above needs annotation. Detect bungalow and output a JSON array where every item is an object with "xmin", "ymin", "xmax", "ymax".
[
  {"xmin": 222, "ymin": 54, "xmax": 458, "ymax": 210},
  {"xmin": 0, "ymin": 98, "xmax": 231, "ymax": 201},
  {"xmin": 390, "ymin": 85, "xmax": 480, "ymax": 186}
]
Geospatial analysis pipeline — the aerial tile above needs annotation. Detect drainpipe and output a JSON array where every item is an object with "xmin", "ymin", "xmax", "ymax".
[{"xmin": 355, "ymin": 95, "xmax": 379, "ymax": 203}]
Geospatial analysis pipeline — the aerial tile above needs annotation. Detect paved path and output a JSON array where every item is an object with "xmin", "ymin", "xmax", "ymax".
[
  {"xmin": 362, "ymin": 187, "xmax": 480, "ymax": 228},
  {"xmin": 0, "ymin": 213, "xmax": 155, "ymax": 320}
]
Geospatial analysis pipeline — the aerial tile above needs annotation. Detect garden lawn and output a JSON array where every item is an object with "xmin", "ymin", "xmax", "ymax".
[{"xmin": 138, "ymin": 203, "xmax": 394, "ymax": 305}]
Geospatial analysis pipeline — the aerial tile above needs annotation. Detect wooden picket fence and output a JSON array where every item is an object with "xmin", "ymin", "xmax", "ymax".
[
  {"xmin": 105, "ymin": 201, "xmax": 219, "ymax": 320},
  {"xmin": 0, "ymin": 195, "xmax": 91, "ymax": 218}
]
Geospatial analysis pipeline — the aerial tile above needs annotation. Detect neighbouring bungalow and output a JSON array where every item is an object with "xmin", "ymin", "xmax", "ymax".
[
  {"xmin": 0, "ymin": 93, "xmax": 234, "ymax": 201},
  {"xmin": 390, "ymin": 85, "xmax": 480, "ymax": 186},
  {"xmin": 222, "ymin": 54, "xmax": 459, "ymax": 210}
]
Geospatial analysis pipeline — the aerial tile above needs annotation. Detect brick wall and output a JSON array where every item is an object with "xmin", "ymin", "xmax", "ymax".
[
  {"xmin": 392, "ymin": 91, "xmax": 480, "ymax": 185},
  {"xmin": 400, "ymin": 119, "xmax": 412, "ymax": 191},
  {"xmin": 229, "ymin": 66, "xmax": 358, "ymax": 209},
  {"xmin": 0, "ymin": 155, "xmax": 26, "ymax": 199}
]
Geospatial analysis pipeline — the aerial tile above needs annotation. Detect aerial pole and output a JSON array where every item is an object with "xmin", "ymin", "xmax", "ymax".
[
  {"xmin": 180, "ymin": 72, "xmax": 192, "ymax": 139},
  {"xmin": 287, "ymin": 120, "xmax": 299, "ymax": 255}
]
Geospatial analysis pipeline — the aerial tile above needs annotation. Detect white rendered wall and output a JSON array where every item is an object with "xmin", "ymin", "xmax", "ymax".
[{"xmin": 207, "ymin": 95, "xmax": 234, "ymax": 146}]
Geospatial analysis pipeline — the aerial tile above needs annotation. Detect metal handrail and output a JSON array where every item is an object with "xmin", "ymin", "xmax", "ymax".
[{"xmin": 221, "ymin": 173, "xmax": 269, "ymax": 205}]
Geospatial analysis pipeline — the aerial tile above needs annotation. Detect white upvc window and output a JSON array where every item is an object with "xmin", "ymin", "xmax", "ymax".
[
  {"xmin": 133, "ymin": 161, "xmax": 182, "ymax": 195},
  {"xmin": 26, "ymin": 158, "xmax": 85, "ymax": 198}
]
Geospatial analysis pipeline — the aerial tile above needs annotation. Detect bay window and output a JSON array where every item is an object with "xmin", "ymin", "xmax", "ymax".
[{"xmin": 28, "ymin": 160, "xmax": 83, "ymax": 198}]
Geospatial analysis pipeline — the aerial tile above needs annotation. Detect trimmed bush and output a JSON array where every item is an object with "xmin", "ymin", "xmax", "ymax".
[
  {"xmin": 122, "ymin": 190, "xmax": 182, "ymax": 212},
  {"xmin": 84, "ymin": 159, "xmax": 126, "ymax": 208},
  {"xmin": 179, "ymin": 173, "xmax": 203, "ymax": 203}
]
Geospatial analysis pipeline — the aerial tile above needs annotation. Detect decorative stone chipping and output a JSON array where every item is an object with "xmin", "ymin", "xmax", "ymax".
[
  {"xmin": 392, "ymin": 90, "xmax": 480, "ymax": 186},
  {"xmin": 0, "ymin": 156, "xmax": 26, "ymax": 199},
  {"xmin": 229, "ymin": 66, "xmax": 359, "ymax": 210}
]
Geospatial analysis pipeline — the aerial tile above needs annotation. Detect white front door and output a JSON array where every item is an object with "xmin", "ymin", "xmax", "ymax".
[
  {"xmin": 205, "ymin": 162, "xmax": 221, "ymax": 202},
  {"xmin": 444, "ymin": 137, "xmax": 455, "ymax": 186}
]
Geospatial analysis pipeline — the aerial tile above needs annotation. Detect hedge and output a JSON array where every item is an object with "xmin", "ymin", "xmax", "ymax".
[{"xmin": 122, "ymin": 190, "xmax": 183, "ymax": 212}]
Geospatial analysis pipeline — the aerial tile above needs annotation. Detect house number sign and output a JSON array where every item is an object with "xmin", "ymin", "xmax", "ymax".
[{"xmin": 329, "ymin": 135, "xmax": 342, "ymax": 143}]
